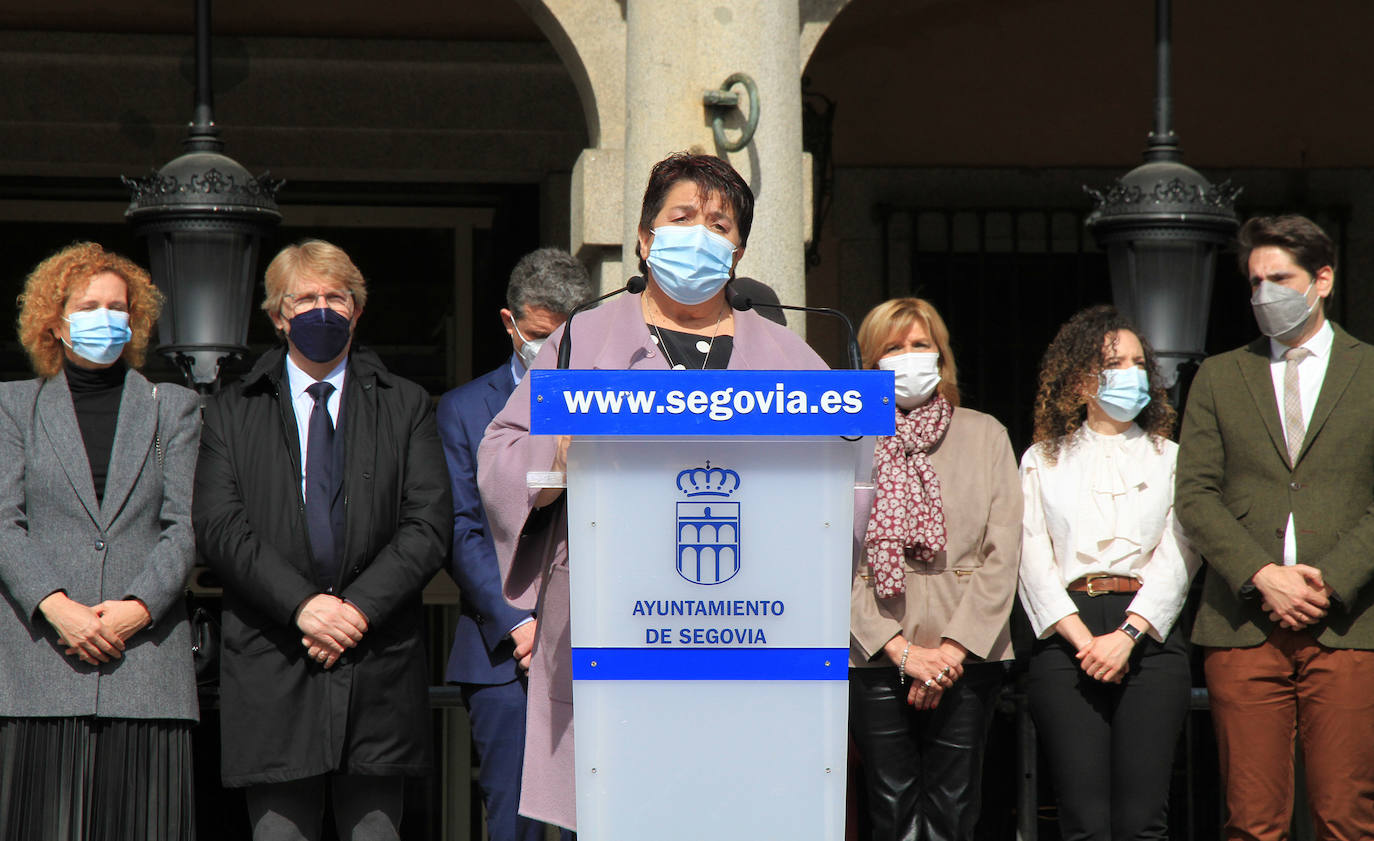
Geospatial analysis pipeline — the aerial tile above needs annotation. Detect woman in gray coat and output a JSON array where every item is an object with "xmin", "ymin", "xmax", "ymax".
[{"xmin": 0, "ymin": 243, "xmax": 201, "ymax": 840}]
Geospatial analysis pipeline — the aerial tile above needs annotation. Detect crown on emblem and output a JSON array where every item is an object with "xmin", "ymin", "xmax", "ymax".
[{"xmin": 676, "ymin": 460, "xmax": 741, "ymax": 497}]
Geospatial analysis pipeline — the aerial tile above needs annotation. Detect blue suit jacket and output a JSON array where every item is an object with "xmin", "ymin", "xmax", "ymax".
[{"xmin": 438, "ymin": 359, "xmax": 532, "ymax": 684}]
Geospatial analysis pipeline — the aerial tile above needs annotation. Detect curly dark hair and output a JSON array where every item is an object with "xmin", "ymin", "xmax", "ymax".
[{"xmin": 1031, "ymin": 305, "xmax": 1176, "ymax": 464}]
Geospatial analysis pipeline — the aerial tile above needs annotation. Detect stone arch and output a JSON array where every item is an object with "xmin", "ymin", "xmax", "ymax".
[
  {"xmin": 514, "ymin": 0, "xmax": 626, "ymax": 149},
  {"xmin": 800, "ymin": 0, "xmax": 854, "ymax": 70}
]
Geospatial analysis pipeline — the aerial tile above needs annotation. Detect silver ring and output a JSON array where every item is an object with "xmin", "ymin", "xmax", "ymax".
[{"xmin": 923, "ymin": 678, "xmax": 936, "ymax": 689}]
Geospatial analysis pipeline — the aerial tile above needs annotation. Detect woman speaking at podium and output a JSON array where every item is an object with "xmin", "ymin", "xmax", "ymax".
[
  {"xmin": 477, "ymin": 152, "xmax": 826, "ymax": 831},
  {"xmin": 848, "ymin": 297, "xmax": 1022, "ymax": 841}
]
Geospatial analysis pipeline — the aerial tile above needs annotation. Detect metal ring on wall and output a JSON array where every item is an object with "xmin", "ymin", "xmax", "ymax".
[{"xmin": 703, "ymin": 73, "xmax": 759, "ymax": 152}]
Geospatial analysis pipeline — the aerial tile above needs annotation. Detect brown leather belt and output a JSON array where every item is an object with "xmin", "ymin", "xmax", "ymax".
[{"xmin": 1067, "ymin": 574, "xmax": 1142, "ymax": 596}]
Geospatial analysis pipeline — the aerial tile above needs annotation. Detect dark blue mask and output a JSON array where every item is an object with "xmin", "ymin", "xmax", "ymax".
[{"xmin": 288, "ymin": 307, "xmax": 353, "ymax": 363}]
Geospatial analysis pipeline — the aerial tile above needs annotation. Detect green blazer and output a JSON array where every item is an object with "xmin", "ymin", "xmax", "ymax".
[{"xmin": 1177, "ymin": 323, "xmax": 1374, "ymax": 650}]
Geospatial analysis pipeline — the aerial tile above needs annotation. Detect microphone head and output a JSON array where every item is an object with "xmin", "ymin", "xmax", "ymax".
[
  {"xmin": 724, "ymin": 282, "xmax": 753, "ymax": 312},
  {"xmin": 626, "ymin": 275, "xmax": 647, "ymax": 294}
]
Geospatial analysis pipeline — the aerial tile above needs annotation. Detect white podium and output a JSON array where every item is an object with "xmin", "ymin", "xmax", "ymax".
[{"xmin": 529, "ymin": 370, "xmax": 893, "ymax": 840}]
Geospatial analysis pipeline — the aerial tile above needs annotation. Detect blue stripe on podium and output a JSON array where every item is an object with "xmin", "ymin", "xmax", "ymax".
[{"xmin": 571, "ymin": 647, "xmax": 849, "ymax": 681}]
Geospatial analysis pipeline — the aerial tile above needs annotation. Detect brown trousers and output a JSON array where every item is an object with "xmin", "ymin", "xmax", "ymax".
[{"xmin": 1205, "ymin": 628, "xmax": 1374, "ymax": 841}]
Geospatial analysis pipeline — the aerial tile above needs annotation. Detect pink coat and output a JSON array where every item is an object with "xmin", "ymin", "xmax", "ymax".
[{"xmin": 477, "ymin": 290, "xmax": 827, "ymax": 829}]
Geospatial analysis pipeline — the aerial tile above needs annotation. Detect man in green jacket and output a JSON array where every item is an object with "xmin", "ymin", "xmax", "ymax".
[{"xmin": 1177, "ymin": 214, "xmax": 1374, "ymax": 841}]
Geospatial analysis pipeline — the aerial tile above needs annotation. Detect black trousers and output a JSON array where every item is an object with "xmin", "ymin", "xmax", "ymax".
[
  {"xmin": 849, "ymin": 661, "xmax": 1004, "ymax": 841},
  {"xmin": 1027, "ymin": 591, "xmax": 1191, "ymax": 841}
]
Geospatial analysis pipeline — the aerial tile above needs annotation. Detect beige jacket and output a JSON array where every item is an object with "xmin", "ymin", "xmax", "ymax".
[{"xmin": 850, "ymin": 407, "xmax": 1023, "ymax": 667}]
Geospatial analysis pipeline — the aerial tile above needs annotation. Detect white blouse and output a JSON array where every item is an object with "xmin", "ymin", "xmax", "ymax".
[{"xmin": 1017, "ymin": 424, "xmax": 1200, "ymax": 642}]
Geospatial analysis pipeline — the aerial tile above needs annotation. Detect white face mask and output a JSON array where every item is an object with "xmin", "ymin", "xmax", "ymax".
[
  {"xmin": 512, "ymin": 320, "xmax": 545, "ymax": 370},
  {"xmin": 878, "ymin": 351, "xmax": 941, "ymax": 410}
]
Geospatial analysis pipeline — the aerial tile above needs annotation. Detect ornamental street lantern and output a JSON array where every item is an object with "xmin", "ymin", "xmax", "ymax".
[
  {"xmin": 1086, "ymin": 0, "xmax": 1239, "ymax": 396},
  {"xmin": 123, "ymin": 0, "xmax": 281, "ymax": 390}
]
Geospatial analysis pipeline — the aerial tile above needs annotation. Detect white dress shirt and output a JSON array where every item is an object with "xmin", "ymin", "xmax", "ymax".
[
  {"xmin": 284, "ymin": 353, "xmax": 347, "ymax": 500},
  {"xmin": 1268, "ymin": 320, "xmax": 1334, "ymax": 565},
  {"xmin": 1018, "ymin": 424, "xmax": 1200, "ymax": 642}
]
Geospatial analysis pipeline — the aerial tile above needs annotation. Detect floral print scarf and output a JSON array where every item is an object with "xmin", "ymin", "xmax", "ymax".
[{"xmin": 864, "ymin": 395, "xmax": 952, "ymax": 598}]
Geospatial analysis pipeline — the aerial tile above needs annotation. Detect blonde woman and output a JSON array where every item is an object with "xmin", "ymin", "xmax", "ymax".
[{"xmin": 849, "ymin": 297, "xmax": 1022, "ymax": 841}]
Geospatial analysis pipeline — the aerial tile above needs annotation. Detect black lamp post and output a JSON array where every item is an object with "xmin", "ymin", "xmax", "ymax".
[
  {"xmin": 1086, "ymin": 0, "xmax": 1239, "ymax": 398},
  {"xmin": 122, "ymin": 0, "xmax": 281, "ymax": 391}
]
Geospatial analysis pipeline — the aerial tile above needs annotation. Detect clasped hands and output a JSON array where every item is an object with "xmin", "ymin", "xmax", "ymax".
[
  {"xmin": 887, "ymin": 637, "xmax": 967, "ymax": 711},
  {"xmin": 1075, "ymin": 631, "xmax": 1135, "ymax": 684},
  {"xmin": 1056, "ymin": 613, "xmax": 1142, "ymax": 685},
  {"xmin": 39, "ymin": 592, "xmax": 151, "ymax": 665},
  {"xmin": 297, "ymin": 593, "xmax": 369, "ymax": 669},
  {"xmin": 1253, "ymin": 562, "xmax": 1332, "ymax": 630}
]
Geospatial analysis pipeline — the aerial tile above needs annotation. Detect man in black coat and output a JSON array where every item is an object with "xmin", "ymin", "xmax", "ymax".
[{"xmin": 194, "ymin": 239, "xmax": 451, "ymax": 841}]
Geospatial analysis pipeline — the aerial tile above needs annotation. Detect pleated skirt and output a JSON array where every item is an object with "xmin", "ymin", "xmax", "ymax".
[{"xmin": 0, "ymin": 716, "xmax": 195, "ymax": 841}]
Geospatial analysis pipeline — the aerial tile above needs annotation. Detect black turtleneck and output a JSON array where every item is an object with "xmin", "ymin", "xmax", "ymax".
[{"xmin": 66, "ymin": 358, "xmax": 126, "ymax": 503}]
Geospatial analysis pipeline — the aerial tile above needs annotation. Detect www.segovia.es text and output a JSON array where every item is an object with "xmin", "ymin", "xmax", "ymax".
[{"xmin": 562, "ymin": 385, "xmax": 864, "ymax": 420}]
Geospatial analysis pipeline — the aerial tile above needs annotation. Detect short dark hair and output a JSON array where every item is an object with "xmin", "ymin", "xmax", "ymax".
[
  {"xmin": 635, "ymin": 153, "xmax": 754, "ymax": 275},
  {"xmin": 1237, "ymin": 215, "xmax": 1335, "ymax": 279},
  {"xmin": 506, "ymin": 248, "xmax": 593, "ymax": 320}
]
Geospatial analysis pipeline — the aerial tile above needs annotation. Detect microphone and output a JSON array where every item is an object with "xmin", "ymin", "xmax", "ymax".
[
  {"xmin": 556, "ymin": 276, "xmax": 647, "ymax": 369},
  {"xmin": 727, "ymin": 284, "xmax": 863, "ymax": 370}
]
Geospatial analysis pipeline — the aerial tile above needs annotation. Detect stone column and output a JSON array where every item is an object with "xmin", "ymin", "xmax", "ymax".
[{"xmin": 623, "ymin": 0, "xmax": 806, "ymax": 330}]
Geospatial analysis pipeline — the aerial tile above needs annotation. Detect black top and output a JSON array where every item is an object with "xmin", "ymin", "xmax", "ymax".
[
  {"xmin": 649, "ymin": 325, "xmax": 733, "ymax": 370},
  {"xmin": 66, "ymin": 358, "xmax": 126, "ymax": 503}
]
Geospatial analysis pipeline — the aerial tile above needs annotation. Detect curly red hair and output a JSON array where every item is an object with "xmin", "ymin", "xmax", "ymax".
[{"xmin": 17, "ymin": 242, "xmax": 162, "ymax": 378}]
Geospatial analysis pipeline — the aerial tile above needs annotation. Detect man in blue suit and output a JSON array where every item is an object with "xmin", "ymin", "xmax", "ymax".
[{"xmin": 438, "ymin": 248, "xmax": 591, "ymax": 841}]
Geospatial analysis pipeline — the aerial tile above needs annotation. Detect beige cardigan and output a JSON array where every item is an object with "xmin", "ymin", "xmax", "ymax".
[{"xmin": 850, "ymin": 406, "xmax": 1023, "ymax": 667}]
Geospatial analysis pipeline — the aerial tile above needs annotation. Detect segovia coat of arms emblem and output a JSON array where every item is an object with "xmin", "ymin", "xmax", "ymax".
[{"xmin": 675, "ymin": 461, "xmax": 742, "ymax": 585}]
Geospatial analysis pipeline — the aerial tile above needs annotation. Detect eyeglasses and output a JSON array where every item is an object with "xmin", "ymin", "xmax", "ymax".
[{"xmin": 283, "ymin": 290, "xmax": 353, "ymax": 315}]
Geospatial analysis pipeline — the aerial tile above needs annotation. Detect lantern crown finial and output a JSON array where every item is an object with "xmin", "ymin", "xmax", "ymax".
[
  {"xmin": 122, "ymin": 153, "xmax": 282, "ymax": 221},
  {"xmin": 1085, "ymin": 159, "xmax": 1241, "ymax": 240}
]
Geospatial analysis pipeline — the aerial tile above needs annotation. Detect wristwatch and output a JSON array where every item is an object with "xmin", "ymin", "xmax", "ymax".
[{"xmin": 1117, "ymin": 620, "xmax": 1143, "ymax": 643}]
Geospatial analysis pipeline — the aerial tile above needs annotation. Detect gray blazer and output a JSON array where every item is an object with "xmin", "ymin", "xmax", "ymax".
[{"xmin": 0, "ymin": 368, "xmax": 200, "ymax": 721}]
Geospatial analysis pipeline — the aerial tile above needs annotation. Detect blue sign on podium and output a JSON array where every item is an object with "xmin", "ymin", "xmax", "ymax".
[{"xmin": 529, "ymin": 369, "xmax": 895, "ymax": 436}]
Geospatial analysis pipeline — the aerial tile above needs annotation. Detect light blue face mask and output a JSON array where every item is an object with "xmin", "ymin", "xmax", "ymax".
[
  {"xmin": 646, "ymin": 224, "xmax": 737, "ymax": 306},
  {"xmin": 1095, "ymin": 367, "xmax": 1151, "ymax": 423},
  {"xmin": 64, "ymin": 308, "xmax": 132, "ymax": 366}
]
